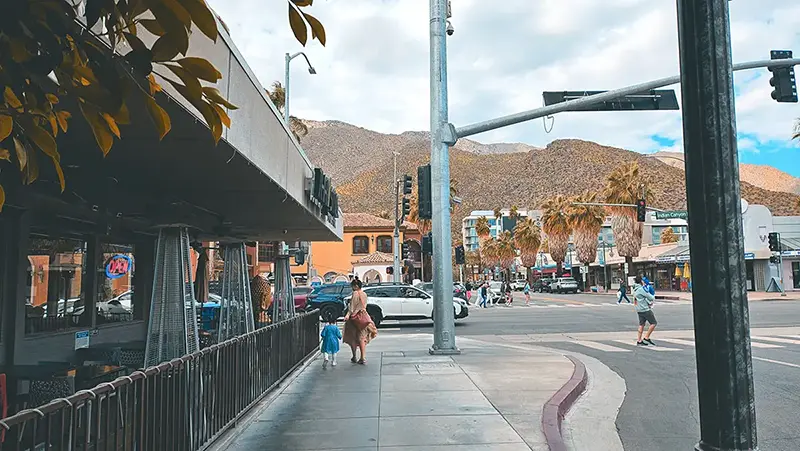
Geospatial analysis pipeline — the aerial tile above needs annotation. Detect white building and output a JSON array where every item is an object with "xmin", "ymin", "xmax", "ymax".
[{"xmin": 461, "ymin": 209, "xmax": 539, "ymax": 252}]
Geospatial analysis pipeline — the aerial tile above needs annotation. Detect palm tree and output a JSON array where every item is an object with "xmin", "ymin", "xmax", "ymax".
[
  {"xmin": 568, "ymin": 192, "xmax": 605, "ymax": 266},
  {"xmin": 466, "ymin": 249, "xmax": 483, "ymax": 279},
  {"xmin": 793, "ymin": 118, "xmax": 800, "ymax": 141},
  {"xmin": 602, "ymin": 161, "xmax": 652, "ymax": 277},
  {"xmin": 482, "ymin": 238, "xmax": 500, "ymax": 271},
  {"xmin": 514, "ymin": 217, "xmax": 542, "ymax": 283},
  {"xmin": 541, "ymin": 196, "xmax": 572, "ymax": 276},
  {"xmin": 660, "ymin": 227, "xmax": 679, "ymax": 243},
  {"xmin": 497, "ymin": 231, "xmax": 517, "ymax": 281},
  {"xmin": 476, "ymin": 216, "xmax": 491, "ymax": 238},
  {"xmin": 265, "ymin": 81, "xmax": 308, "ymax": 142}
]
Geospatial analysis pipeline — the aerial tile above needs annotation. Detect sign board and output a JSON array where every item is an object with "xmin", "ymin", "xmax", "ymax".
[
  {"xmin": 75, "ymin": 330, "xmax": 90, "ymax": 350},
  {"xmin": 782, "ymin": 250, "xmax": 800, "ymax": 257},
  {"xmin": 105, "ymin": 254, "xmax": 132, "ymax": 279},
  {"xmin": 744, "ymin": 253, "xmax": 755, "ymax": 260},
  {"xmin": 655, "ymin": 211, "xmax": 688, "ymax": 220},
  {"xmin": 542, "ymin": 89, "xmax": 680, "ymax": 111}
]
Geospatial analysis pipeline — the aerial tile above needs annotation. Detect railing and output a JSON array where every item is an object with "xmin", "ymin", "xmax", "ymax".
[{"xmin": 0, "ymin": 311, "xmax": 320, "ymax": 451}]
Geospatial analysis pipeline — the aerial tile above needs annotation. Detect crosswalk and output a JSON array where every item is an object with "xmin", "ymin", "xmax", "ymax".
[
  {"xmin": 468, "ymin": 298, "xmax": 691, "ymax": 310},
  {"xmin": 491, "ymin": 332, "xmax": 800, "ymax": 354}
]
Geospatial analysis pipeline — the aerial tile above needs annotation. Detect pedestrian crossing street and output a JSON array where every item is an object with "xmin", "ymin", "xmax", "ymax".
[{"xmin": 481, "ymin": 328, "xmax": 800, "ymax": 356}]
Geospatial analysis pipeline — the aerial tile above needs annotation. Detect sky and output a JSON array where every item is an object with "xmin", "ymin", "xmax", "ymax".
[{"xmin": 207, "ymin": 0, "xmax": 800, "ymax": 177}]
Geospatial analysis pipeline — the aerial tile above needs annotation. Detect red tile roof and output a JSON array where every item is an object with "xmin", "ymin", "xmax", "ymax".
[
  {"xmin": 355, "ymin": 251, "xmax": 394, "ymax": 264},
  {"xmin": 343, "ymin": 213, "xmax": 419, "ymax": 231}
]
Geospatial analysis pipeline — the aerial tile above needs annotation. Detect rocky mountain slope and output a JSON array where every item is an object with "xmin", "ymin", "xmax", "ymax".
[
  {"xmin": 652, "ymin": 151, "xmax": 800, "ymax": 195},
  {"xmin": 300, "ymin": 120, "xmax": 800, "ymax": 237}
]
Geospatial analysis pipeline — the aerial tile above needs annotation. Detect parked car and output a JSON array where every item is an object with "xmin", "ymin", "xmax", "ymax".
[
  {"xmin": 292, "ymin": 286, "xmax": 313, "ymax": 312},
  {"xmin": 345, "ymin": 283, "xmax": 468, "ymax": 327},
  {"xmin": 550, "ymin": 277, "xmax": 579, "ymax": 294},
  {"xmin": 306, "ymin": 282, "xmax": 353, "ymax": 322},
  {"xmin": 418, "ymin": 282, "xmax": 469, "ymax": 301},
  {"xmin": 531, "ymin": 277, "xmax": 553, "ymax": 293},
  {"xmin": 511, "ymin": 279, "xmax": 528, "ymax": 291}
]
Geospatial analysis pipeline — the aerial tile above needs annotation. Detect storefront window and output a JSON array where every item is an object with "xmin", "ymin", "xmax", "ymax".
[
  {"xmin": 25, "ymin": 235, "xmax": 88, "ymax": 334},
  {"xmin": 97, "ymin": 243, "xmax": 135, "ymax": 323}
]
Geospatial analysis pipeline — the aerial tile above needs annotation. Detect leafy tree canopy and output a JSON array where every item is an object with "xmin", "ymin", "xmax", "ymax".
[{"xmin": 0, "ymin": 0, "xmax": 325, "ymax": 211}]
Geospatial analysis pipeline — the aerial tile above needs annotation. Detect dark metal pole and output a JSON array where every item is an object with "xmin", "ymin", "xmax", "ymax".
[{"xmin": 676, "ymin": 1, "xmax": 757, "ymax": 450}]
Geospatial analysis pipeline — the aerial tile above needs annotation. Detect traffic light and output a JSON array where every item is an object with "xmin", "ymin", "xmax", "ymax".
[
  {"xmin": 402, "ymin": 175, "xmax": 413, "ymax": 195},
  {"xmin": 401, "ymin": 243, "xmax": 410, "ymax": 259},
  {"xmin": 417, "ymin": 164, "xmax": 432, "ymax": 220},
  {"xmin": 636, "ymin": 199, "xmax": 646, "ymax": 222},
  {"xmin": 401, "ymin": 197, "xmax": 411, "ymax": 218},
  {"xmin": 386, "ymin": 266, "xmax": 394, "ymax": 275},
  {"xmin": 454, "ymin": 245, "xmax": 465, "ymax": 264},
  {"xmin": 294, "ymin": 250, "xmax": 305, "ymax": 265},
  {"xmin": 768, "ymin": 232, "xmax": 780, "ymax": 252},
  {"xmin": 422, "ymin": 233, "xmax": 433, "ymax": 255},
  {"xmin": 769, "ymin": 256, "xmax": 779, "ymax": 264},
  {"xmin": 768, "ymin": 50, "xmax": 798, "ymax": 103}
]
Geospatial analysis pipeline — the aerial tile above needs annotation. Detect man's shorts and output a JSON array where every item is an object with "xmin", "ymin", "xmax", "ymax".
[{"xmin": 637, "ymin": 310, "xmax": 657, "ymax": 326}]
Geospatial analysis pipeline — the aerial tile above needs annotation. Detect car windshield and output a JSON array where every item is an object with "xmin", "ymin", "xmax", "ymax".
[{"xmin": 294, "ymin": 287, "xmax": 312, "ymax": 295}]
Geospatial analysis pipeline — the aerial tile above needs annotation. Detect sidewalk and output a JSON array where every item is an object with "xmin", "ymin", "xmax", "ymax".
[
  {"xmin": 587, "ymin": 289, "xmax": 800, "ymax": 302},
  {"xmin": 216, "ymin": 334, "xmax": 585, "ymax": 450}
]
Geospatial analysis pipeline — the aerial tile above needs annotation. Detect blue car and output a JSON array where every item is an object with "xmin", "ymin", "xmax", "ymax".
[{"xmin": 306, "ymin": 282, "xmax": 353, "ymax": 322}]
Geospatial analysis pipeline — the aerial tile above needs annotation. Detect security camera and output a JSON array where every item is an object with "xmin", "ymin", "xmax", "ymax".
[{"xmin": 446, "ymin": 20, "xmax": 454, "ymax": 36}]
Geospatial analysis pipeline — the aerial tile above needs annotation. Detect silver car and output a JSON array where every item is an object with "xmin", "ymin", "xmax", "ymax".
[{"xmin": 551, "ymin": 277, "xmax": 579, "ymax": 294}]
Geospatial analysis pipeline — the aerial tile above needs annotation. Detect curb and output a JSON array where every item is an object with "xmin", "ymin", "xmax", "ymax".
[
  {"xmin": 541, "ymin": 355, "xmax": 588, "ymax": 451},
  {"xmin": 655, "ymin": 295, "xmax": 682, "ymax": 301}
]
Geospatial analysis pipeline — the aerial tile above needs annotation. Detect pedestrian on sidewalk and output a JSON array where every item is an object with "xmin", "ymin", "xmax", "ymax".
[
  {"xmin": 343, "ymin": 279, "xmax": 378, "ymax": 364},
  {"xmin": 320, "ymin": 318, "xmax": 341, "ymax": 369},
  {"xmin": 479, "ymin": 282, "xmax": 489, "ymax": 308},
  {"xmin": 633, "ymin": 275, "xmax": 658, "ymax": 346},
  {"xmin": 523, "ymin": 281, "xmax": 531, "ymax": 306},
  {"xmin": 617, "ymin": 278, "xmax": 632, "ymax": 304}
]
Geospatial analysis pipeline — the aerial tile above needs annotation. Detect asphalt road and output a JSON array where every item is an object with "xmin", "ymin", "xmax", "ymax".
[{"xmin": 377, "ymin": 292, "xmax": 800, "ymax": 450}]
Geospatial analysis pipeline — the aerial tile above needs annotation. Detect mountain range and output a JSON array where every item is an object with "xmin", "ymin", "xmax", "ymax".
[{"xmin": 300, "ymin": 120, "xmax": 800, "ymax": 237}]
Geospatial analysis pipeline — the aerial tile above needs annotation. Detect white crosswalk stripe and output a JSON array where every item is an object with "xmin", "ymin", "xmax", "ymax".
[
  {"xmin": 612, "ymin": 339, "xmax": 681, "ymax": 352},
  {"xmin": 752, "ymin": 336, "xmax": 800, "ymax": 345},
  {"xmin": 572, "ymin": 340, "xmax": 631, "ymax": 353},
  {"xmin": 658, "ymin": 338, "xmax": 696, "ymax": 347}
]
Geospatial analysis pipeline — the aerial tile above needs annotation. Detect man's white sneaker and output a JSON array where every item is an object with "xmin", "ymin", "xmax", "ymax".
[{"xmin": 331, "ymin": 361, "xmax": 337, "ymax": 367}]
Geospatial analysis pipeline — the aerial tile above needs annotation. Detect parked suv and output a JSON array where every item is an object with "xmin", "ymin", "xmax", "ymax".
[
  {"xmin": 532, "ymin": 277, "xmax": 553, "ymax": 293},
  {"xmin": 306, "ymin": 282, "xmax": 353, "ymax": 322},
  {"xmin": 346, "ymin": 283, "xmax": 468, "ymax": 327},
  {"xmin": 550, "ymin": 277, "xmax": 579, "ymax": 294}
]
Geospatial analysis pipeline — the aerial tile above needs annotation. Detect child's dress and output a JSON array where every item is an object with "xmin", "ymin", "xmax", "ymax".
[{"xmin": 321, "ymin": 324, "xmax": 342, "ymax": 355}]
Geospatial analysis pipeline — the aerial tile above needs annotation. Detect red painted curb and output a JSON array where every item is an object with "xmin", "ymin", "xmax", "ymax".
[{"xmin": 541, "ymin": 355, "xmax": 588, "ymax": 451}]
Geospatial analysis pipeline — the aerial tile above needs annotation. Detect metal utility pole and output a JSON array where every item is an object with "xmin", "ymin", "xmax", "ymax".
[
  {"xmin": 428, "ymin": 0, "xmax": 458, "ymax": 355},
  {"xmin": 283, "ymin": 52, "xmax": 316, "ymax": 124},
  {"xmin": 677, "ymin": 1, "xmax": 757, "ymax": 450},
  {"xmin": 393, "ymin": 152, "xmax": 401, "ymax": 283}
]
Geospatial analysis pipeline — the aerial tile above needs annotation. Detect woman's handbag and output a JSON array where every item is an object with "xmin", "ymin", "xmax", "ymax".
[{"xmin": 350, "ymin": 310, "xmax": 372, "ymax": 329}]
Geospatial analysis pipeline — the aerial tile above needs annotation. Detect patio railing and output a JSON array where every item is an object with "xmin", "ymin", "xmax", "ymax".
[{"xmin": 0, "ymin": 310, "xmax": 320, "ymax": 451}]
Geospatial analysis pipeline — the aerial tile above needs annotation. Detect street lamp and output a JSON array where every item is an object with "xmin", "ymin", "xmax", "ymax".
[{"xmin": 283, "ymin": 52, "xmax": 316, "ymax": 124}]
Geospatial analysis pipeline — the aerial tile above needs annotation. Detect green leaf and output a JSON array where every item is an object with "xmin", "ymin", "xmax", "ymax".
[
  {"xmin": 180, "ymin": 0, "xmax": 219, "ymax": 42},
  {"xmin": 4, "ymin": 87, "xmax": 22, "ymax": 109},
  {"xmin": 0, "ymin": 115, "xmax": 12, "ymax": 142},
  {"xmin": 140, "ymin": 19, "xmax": 166, "ymax": 36},
  {"xmin": 79, "ymin": 103, "xmax": 114, "ymax": 155},
  {"xmin": 177, "ymin": 57, "xmax": 221, "ymax": 82},
  {"xmin": 288, "ymin": 3, "xmax": 307, "ymax": 46},
  {"xmin": 210, "ymin": 102, "xmax": 231, "ymax": 128},
  {"xmin": 22, "ymin": 119, "xmax": 58, "ymax": 161},
  {"xmin": 144, "ymin": 95, "xmax": 171, "ymax": 140},
  {"xmin": 202, "ymin": 87, "xmax": 238, "ymax": 110},
  {"xmin": 165, "ymin": 64, "xmax": 203, "ymax": 99},
  {"xmin": 0, "ymin": 184, "xmax": 4, "ymax": 213},
  {"xmin": 151, "ymin": 33, "xmax": 182, "ymax": 62},
  {"xmin": 122, "ymin": 31, "xmax": 147, "ymax": 53},
  {"xmin": 52, "ymin": 156, "xmax": 65, "ymax": 192},
  {"xmin": 13, "ymin": 137, "xmax": 27, "ymax": 170},
  {"xmin": 173, "ymin": 83, "xmax": 221, "ymax": 143},
  {"xmin": 163, "ymin": 0, "xmax": 193, "ymax": 27},
  {"xmin": 0, "ymin": 147, "xmax": 10, "ymax": 161},
  {"xmin": 303, "ymin": 12, "xmax": 326, "ymax": 46}
]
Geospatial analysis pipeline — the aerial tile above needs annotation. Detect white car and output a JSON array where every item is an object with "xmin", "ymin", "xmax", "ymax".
[
  {"xmin": 551, "ymin": 277, "xmax": 579, "ymax": 294},
  {"xmin": 346, "ymin": 284, "xmax": 467, "ymax": 326}
]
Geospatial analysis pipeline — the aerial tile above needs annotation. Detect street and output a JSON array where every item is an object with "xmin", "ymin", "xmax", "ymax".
[{"xmin": 377, "ymin": 292, "xmax": 800, "ymax": 450}]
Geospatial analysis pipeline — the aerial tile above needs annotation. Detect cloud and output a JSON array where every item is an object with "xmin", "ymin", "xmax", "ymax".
[{"xmin": 208, "ymin": 0, "xmax": 800, "ymax": 173}]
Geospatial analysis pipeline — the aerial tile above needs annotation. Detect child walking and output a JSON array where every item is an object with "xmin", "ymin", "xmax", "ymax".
[{"xmin": 320, "ymin": 319, "xmax": 342, "ymax": 369}]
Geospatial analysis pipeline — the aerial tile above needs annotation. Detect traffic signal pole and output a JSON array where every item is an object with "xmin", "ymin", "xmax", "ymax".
[
  {"xmin": 393, "ymin": 152, "xmax": 401, "ymax": 283},
  {"xmin": 677, "ymin": 1, "xmax": 757, "ymax": 450},
  {"xmin": 428, "ymin": 0, "xmax": 459, "ymax": 355}
]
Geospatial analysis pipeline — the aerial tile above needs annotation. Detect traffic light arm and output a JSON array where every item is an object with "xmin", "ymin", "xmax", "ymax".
[{"xmin": 444, "ymin": 57, "xmax": 800, "ymax": 144}]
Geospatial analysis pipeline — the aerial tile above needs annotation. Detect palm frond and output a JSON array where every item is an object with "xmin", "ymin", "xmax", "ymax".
[
  {"xmin": 793, "ymin": 118, "xmax": 800, "ymax": 141},
  {"xmin": 602, "ymin": 161, "xmax": 652, "ymax": 216},
  {"xmin": 540, "ymin": 195, "xmax": 572, "ymax": 236}
]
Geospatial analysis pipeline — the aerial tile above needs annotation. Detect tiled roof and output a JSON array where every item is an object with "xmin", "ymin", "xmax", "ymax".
[
  {"xmin": 343, "ymin": 213, "xmax": 419, "ymax": 231},
  {"xmin": 355, "ymin": 251, "xmax": 394, "ymax": 264}
]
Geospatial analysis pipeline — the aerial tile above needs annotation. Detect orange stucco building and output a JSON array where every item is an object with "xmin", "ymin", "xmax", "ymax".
[{"xmin": 310, "ymin": 213, "xmax": 422, "ymax": 282}]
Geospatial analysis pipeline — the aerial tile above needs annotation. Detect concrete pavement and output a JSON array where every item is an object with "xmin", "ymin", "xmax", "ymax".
[{"xmin": 214, "ymin": 333, "xmax": 622, "ymax": 451}]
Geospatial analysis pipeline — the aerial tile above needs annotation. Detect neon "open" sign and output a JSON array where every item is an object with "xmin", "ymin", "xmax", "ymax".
[{"xmin": 105, "ymin": 254, "xmax": 133, "ymax": 279}]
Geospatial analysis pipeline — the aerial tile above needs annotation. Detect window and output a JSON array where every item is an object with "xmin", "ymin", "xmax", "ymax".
[
  {"xmin": 352, "ymin": 236, "xmax": 369, "ymax": 255},
  {"xmin": 25, "ymin": 235, "xmax": 88, "ymax": 334},
  {"xmin": 320, "ymin": 286, "xmax": 340, "ymax": 295},
  {"xmin": 376, "ymin": 236, "xmax": 393, "ymax": 253},
  {"xmin": 97, "ymin": 243, "xmax": 136, "ymax": 324},
  {"xmin": 258, "ymin": 243, "xmax": 275, "ymax": 262}
]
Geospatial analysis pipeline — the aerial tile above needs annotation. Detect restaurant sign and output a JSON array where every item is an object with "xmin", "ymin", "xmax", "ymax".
[{"xmin": 105, "ymin": 254, "xmax": 132, "ymax": 279}]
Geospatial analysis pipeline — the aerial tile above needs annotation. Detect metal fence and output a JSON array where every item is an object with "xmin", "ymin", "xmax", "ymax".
[{"xmin": 0, "ymin": 311, "xmax": 320, "ymax": 451}]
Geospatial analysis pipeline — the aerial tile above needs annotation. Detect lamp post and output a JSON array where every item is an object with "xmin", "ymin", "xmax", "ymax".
[{"xmin": 283, "ymin": 52, "xmax": 316, "ymax": 124}]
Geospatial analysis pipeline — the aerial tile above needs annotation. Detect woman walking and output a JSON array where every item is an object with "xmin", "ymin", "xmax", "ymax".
[
  {"xmin": 343, "ymin": 279, "xmax": 378, "ymax": 364},
  {"xmin": 523, "ymin": 281, "xmax": 531, "ymax": 306}
]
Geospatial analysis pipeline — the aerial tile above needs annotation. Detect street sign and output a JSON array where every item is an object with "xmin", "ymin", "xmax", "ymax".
[
  {"xmin": 655, "ymin": 210, "xmax": 688, "ymax": 220},
  {"xmin": 542, "ymin": 90, "xmax": 679, "ymax": 111}
]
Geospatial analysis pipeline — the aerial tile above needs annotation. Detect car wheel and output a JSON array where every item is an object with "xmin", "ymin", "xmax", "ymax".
[{"xmin": 320, "ymin": 305, "xmax": 338, "ymax": 323}]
